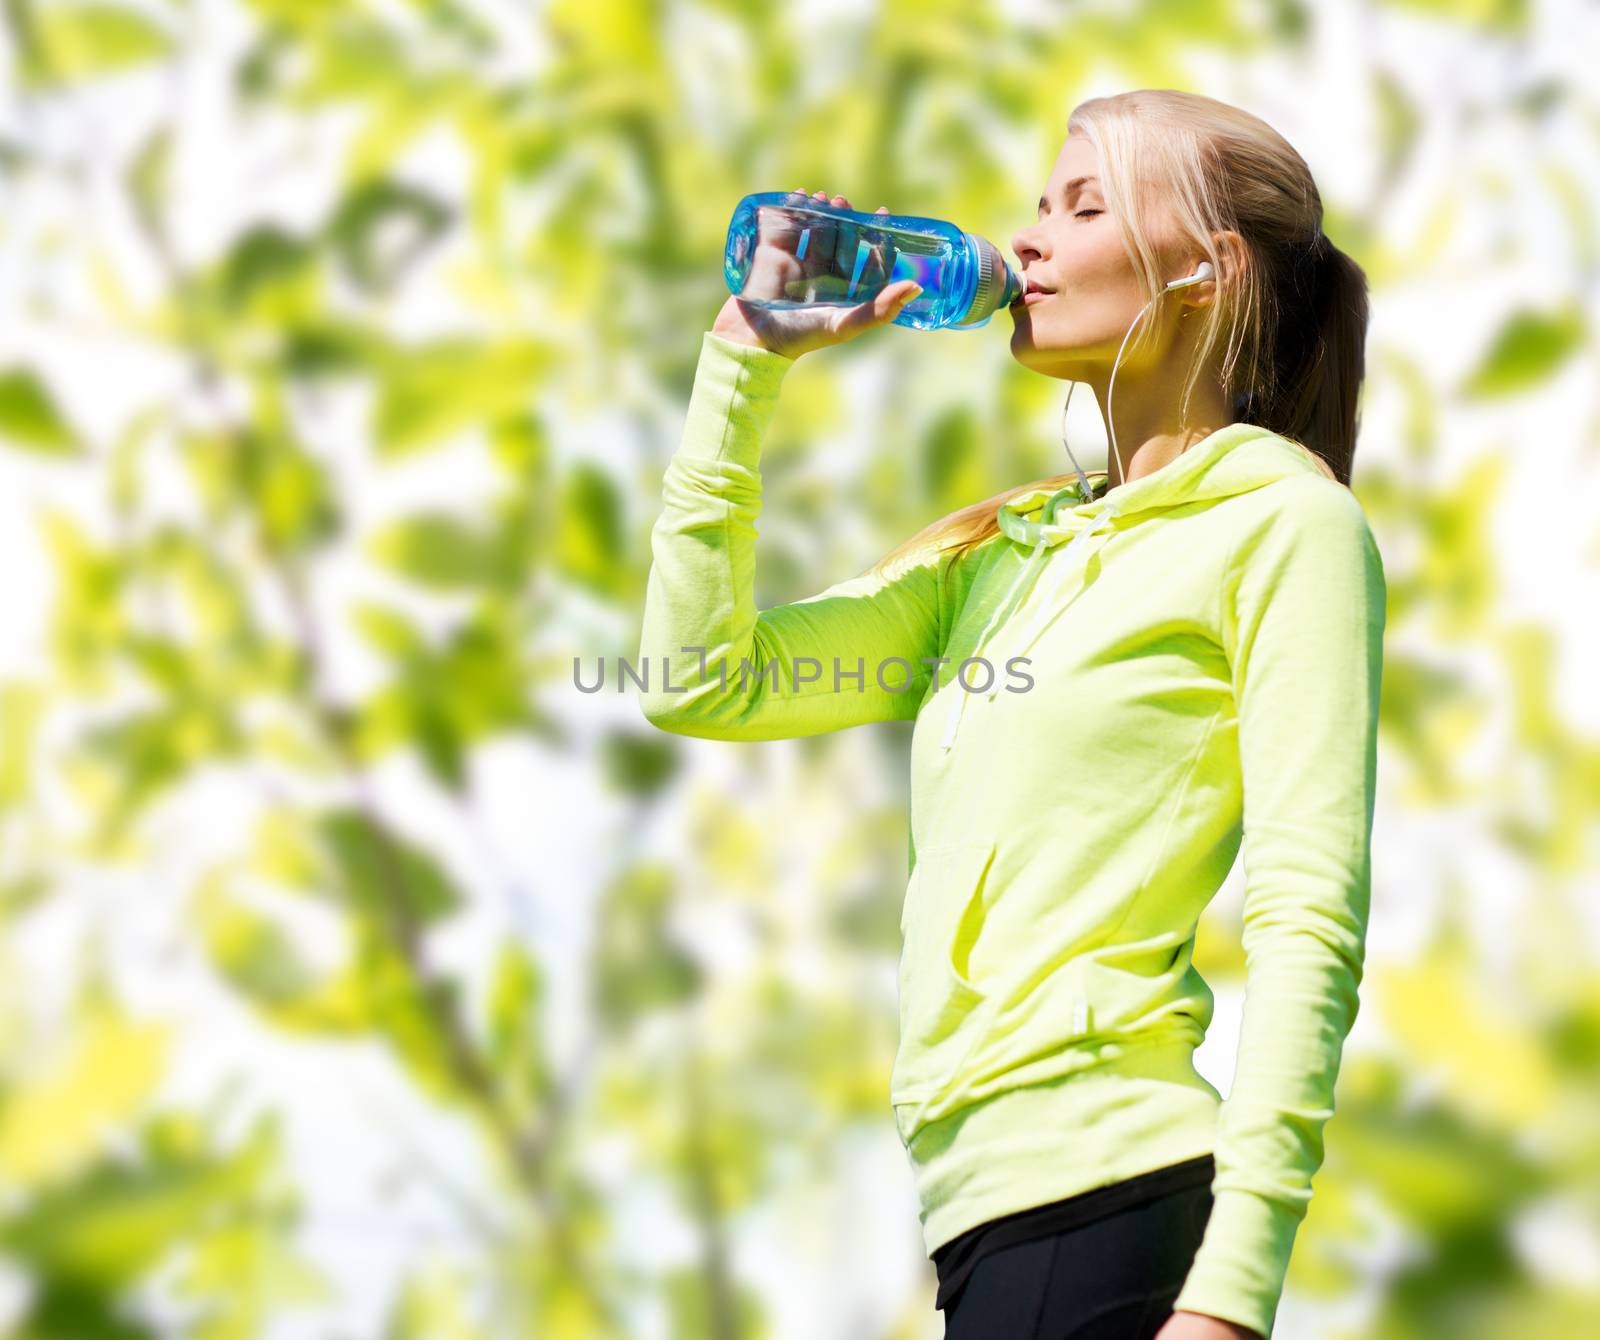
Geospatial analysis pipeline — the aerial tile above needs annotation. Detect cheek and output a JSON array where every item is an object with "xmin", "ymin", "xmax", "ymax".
[{"xmin": 1066, "ymin": 229, "xmax": 1130, "ymax": 286}]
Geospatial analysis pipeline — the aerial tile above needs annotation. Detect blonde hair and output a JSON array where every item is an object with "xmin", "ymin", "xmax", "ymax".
[{"xmin": 871, "ymin": 87, "xmax": 1368, "ymax": 580}]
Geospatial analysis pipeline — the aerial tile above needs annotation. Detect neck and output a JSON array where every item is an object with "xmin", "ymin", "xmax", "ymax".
[{"xmin": 1082, "ymin": 364, "xmax": 1232, "ymax": 490}]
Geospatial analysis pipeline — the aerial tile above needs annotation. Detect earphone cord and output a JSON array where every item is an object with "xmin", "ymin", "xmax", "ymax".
[{"xmin": 1059, "ymin": 288, "xmax": 1168, "ymax": 498}]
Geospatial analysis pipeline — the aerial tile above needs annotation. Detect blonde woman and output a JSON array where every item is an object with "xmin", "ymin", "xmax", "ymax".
[{"xmin": 639, "ymin": 88, "xmax": 1384, "ymax": 1340}]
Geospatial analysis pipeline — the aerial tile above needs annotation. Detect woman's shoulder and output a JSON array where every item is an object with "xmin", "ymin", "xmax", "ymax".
[
  {"xmin": 1231, "ymin": 469, "xmax": 1375, "ymax": 540},
  {"xmin": 1225, "ymin": 471, "xmax": 1385, "ymax": 595}
]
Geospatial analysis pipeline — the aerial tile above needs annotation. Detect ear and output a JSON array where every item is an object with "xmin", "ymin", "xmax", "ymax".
[{"xmin": 1188, "ymin": 229, "xmax": 1248, "ymax": 304}]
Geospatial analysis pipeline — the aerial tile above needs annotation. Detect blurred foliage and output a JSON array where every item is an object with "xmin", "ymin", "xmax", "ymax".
[{"xmin": 0, "ymin": 1, "xmax": 1596, "ymax": 1337}]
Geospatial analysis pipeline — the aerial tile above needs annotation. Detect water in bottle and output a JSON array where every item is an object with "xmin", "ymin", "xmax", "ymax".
[{"xmin": 723, "ymin": 191, "xmax": 1023, "ymax": 331}]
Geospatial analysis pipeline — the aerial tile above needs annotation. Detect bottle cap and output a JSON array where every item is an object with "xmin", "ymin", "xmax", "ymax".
[{"xmin": 952, "ymin": 235, "xmax": 1020, "ymax": 328}]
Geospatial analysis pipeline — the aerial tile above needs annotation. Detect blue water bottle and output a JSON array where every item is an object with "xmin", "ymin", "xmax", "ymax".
[{"xmin": 723, "ymin": 191, "xmax": 1023, "ymax": 331}]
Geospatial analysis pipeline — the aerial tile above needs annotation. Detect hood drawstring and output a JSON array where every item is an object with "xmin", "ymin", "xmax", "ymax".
[
  {"xmin": 937, "ymin": 536, "xmax": 1048, "ymax": 752},
  {"xmin": 938, "ymin": 493, "xmax": 1121, "ymax": 753},
  {"xmin": 983, "ymin": 504, "xmax": 1121, "ymax": 702}
]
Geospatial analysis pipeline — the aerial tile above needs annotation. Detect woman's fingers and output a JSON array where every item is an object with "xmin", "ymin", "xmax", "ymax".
[
  {"xmin": 797, "ymin": 190, "xmax": 881, "ymax": 211},
  {"xmin": 834, "ymin": 278, "xmax": 921, "ymax": 338},
  {"xmin": 786, "ymin": 192, "xmax": 911, "ymax": 327},
  {"xmin": 861, "ymin": 206, "xmax": 892, "ymax": 295}
]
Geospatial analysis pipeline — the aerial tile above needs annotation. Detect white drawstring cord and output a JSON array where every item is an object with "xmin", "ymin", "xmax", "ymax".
[
  {"xmin": 983, "ymin": 503, "xmax": 1120, "ymax": 704},
  {"xmin": 938, "ymin": 533, "xmax": 1047, "ymax": 751}
]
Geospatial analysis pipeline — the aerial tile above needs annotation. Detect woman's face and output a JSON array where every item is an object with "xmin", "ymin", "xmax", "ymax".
[{"xmin": 1008, "ymin": 134, "xmax": 1174, "ymax": 378}]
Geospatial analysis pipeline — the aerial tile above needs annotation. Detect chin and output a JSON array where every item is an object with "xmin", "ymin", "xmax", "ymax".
[
  {"xmin": 1011, "ymin": 321, "xmax": 1088, "ymax": 370},
  {"xmin": 1008, "ymin": 325, "xmax": 1053, "ymax": 363},
  {"xmin": 1008, "ymin": 343, "xmax": 1082, "ymax": 381}
]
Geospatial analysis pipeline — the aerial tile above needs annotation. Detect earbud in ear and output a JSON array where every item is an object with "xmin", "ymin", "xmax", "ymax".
[{"xmin": 1165, "ymin": 261, "xmax": 1215, "ymax": 290}]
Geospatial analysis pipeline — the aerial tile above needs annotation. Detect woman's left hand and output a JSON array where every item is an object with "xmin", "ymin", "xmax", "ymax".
[{"xmin": 1153, "ymin": 1310, "xmax": 1266, "ymax": 1340}]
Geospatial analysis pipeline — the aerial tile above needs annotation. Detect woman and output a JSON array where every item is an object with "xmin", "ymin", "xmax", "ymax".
[{"xmin": 638, "ymin": 88, "xmax": 1384, "ymax": 1340}]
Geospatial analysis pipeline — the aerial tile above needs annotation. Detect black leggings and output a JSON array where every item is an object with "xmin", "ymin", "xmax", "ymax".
[{"xmin": 939, "ymin": 1179, "xmax": 1215, "ymax": 1340}]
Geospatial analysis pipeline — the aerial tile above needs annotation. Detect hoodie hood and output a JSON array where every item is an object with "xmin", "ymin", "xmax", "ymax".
[{"xmin": 937, "ymin": 422, "xmax": 1322, "ymax": 752}]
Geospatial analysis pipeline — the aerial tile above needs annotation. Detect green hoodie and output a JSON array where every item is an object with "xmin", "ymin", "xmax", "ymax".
[{"xmin": 639, "ymin": 331, "xmax": 1386, "ymax": 1338}]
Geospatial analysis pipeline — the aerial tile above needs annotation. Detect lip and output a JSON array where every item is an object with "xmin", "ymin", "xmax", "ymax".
[
  {"xmin": 1013, "ymin": 274, "xmax": 1055, "ymax": 303},
  {"xmin": 1021, "ymin": 289, "xmax": 1054, "ymax": 305}
]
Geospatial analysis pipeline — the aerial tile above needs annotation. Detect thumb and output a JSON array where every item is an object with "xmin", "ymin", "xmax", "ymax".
[{"xmin": 870, "ymin": 279, "xmax": 923, "ymax": 325}]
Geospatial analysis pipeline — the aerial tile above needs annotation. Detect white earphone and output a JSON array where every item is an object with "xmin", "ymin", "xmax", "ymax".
[
  {"xmin": 1056, "ymin": 259, "xmax": 1217, "ymax": 504},
  {"xmin": 1164, "ymin": 260, "xmax": 1214, "ymax": 290}
]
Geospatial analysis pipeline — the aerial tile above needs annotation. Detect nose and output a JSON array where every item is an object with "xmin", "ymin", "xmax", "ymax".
[{"xmin": 1011, "ymin": 222, "xmax": 1042, "ymax": 268}]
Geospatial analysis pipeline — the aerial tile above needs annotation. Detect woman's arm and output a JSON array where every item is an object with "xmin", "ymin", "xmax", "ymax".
[
  {"xmin": 638, "ymin": 331, "xmax": 949, "ymax": 740},
  {"xmin": 1169, "ymin": 476, "xmax": 1387, "ymax": 1338}
]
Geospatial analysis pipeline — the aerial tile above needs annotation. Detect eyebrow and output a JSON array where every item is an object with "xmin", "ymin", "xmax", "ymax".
[{"xmin": 1038, "ymin": 175, "xmax": 1100, "ymax": 212}]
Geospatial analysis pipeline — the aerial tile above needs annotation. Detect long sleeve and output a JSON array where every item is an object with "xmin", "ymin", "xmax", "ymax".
[
  {"xmin": 1172, "ymin": 476, "xmax": 1387, "ymax": 1337},
  {"xmin": 637, "ymin": 331, "xmax": 949, "ymax": 740}
]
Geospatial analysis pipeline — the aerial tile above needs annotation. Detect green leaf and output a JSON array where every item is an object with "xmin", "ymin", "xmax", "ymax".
[
  {"xmin": 591, "ymin": 862, "xmax": 700, "ymax": 1031},
  {"xmin": 921, "ymin": 402, "xmax": 983, "ymax": 503},
  {"xmin": 387, "ymin": 1260, "xmax": 493, "ymax": 1340},
  {"xmin": 0, "ymin": 367, "xmax": 81, "ymax": 456},
  {"xmin": 1377, "ymin": 0, "xmax": 1529, "ymax": 31},
  {"xmin": 0, "ymin": 681, "xmax": 45, "ymax": 807},
  {"xmin": 315, "ymin": 809, "xmax": 461, "ymax": 927},
  {"xmin": 1539, "ymin": 159, "xmax": 1598, "ymax": 276},
  {"xmin": 40, "ymin": 508, "xmax": 126, "ymax": 692},
  {"xmin": 484, "ymin": 941, "xmax": 553, "ymax": 1120},
  {"xmin": 351, "ymin": 602, "xmax": 427, "ymax": 659},
  {"xmin": 366, "ymin": 512, "xmax": 517, "ymax": 590},
  {"xmin": 1461, "ymin": 303, "xmax": 1585, "ymax": 398},
  {"xmin": 488, "ymin": 412, "xmax": 550, "ymax": 482},
  {"xmin": 0, "ymin": 1009, "xmax": 169, "ymax": 1187},
  {"xmin": 351, "ymin": 683, "xmax": 468, "ymax": 788},
  {"xmin": 27, "ymin": 3, "xmax": 173, "ymax": 87},
  {"xmin": 662, "ymin": 1267, "xmax": 769, "ymax": 1340},
  {"xmin": 197, "ymin": 875, "xmax": 320, "ymax": 1009},
  {"xmin": 280, "ymin": 318, "xmax": 380, "ymax": 379},
  {"xmin": 216, "ymin": 224, "xmax": 320, "ymax": 319},
  {"xmin": 373, "ymin": 339, "xmax": 554, "ymax": 456},
  {"xmin": 80, "ymin": 704, "xmax": 242, "ymax": 831},
  {"xmin": 126, "ymin": 126, "xmax": 171, "ymax": 245},
  {"xmin": 1335, "ymin": 1089, "xmax": 1544, "ymax": 1238},
  {"xmin": 596, "ymin": 727, "xmax": 678, "ymax": 799},
  {"xmin": 350, "ymin": 604, "xmax": 536, "ymax": 783},
  {"xmin": 0, "ymin": 1114, "xmax": 278, "ymax": 1290},
  {"xmin": 1373, "ymin": 66, "xmax": 1421, "ymax": 190},
  {"xmin": 554, "ymin": 462, "xmax": 625, "ymax": 595},
  {"xmin": 315, "ymin": 948, "xmax": 466, "ymax": 1101},
  {"xmin": 168, "ymin": 1220, "xmax": 330, "ymax": 1340},
  {"xmin": 486, "ymin": 941, "xmax": 545, "ymax": 1068},
  {"xmin": 325, "ymin": 177, "xmax": 453, "ymax": 294},
  {"xmin": 256, "ymin": 438, "xmax": 339, "ymax": 550}
]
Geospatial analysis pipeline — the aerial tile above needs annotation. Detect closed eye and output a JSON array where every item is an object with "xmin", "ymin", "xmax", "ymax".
[{"xmin": 1075, "ymin": 209, "xmax": 1102, "ymax": 219}]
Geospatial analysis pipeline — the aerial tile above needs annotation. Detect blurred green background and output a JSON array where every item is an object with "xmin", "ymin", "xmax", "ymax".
[{"xmin": 0, "ymin": 1, "xmax": 1597, "ymax": 1337}]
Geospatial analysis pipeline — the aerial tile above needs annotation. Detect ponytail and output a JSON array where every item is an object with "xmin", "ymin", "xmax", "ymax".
[{"xmin": 1236, "ymin": 231, "xmax": 1369, "ymax": 487}]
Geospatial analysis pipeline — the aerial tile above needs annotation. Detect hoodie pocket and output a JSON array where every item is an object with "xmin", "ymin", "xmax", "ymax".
[{"xmin": 891, "ymin": 840, "xmax": 996, "ymax": 1104}]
